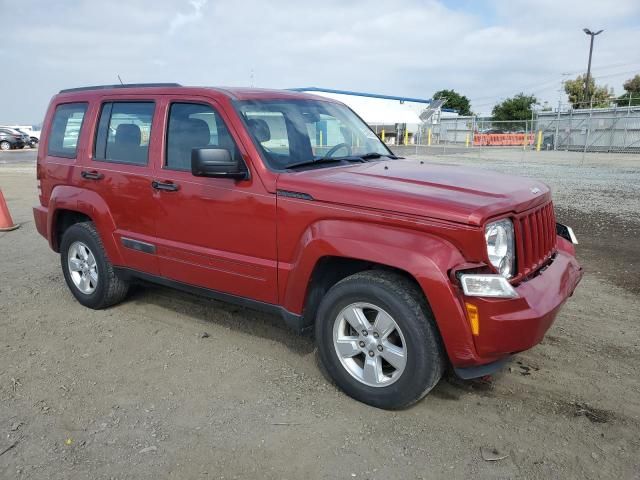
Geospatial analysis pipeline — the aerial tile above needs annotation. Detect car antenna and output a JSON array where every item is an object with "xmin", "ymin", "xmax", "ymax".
[{"xmin": 117, "ymin": 74, "xmax": 124, "ymax": 85}]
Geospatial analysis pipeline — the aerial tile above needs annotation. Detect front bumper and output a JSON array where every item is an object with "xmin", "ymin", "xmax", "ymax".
[{"xmin": 455, "ymin": 238, "xmax": 583, "ymax": 371}]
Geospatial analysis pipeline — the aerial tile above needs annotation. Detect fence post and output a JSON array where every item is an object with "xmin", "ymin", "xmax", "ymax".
[
  {"xmin": 608, "ymin": 107, "xmax": 617, "ymax": 153},
  {"xmin": 583, "ymin": 101, "xmax": 593, "ymax": 155},
  {"xmin": 471, "ymin": 116, "xmax": 476, "ymax": 148},
  {"xmin": 582, "ymin": 100, "xmax": 593, "ymax": 158},
  {"xmin": 536, "ymin": 130, "xmax": 542, "ymax": 151},
  {"xmin": 554, "ymin": 101, "xmax": 561, "ymax": 150},
  {"xmin": 428, "ymin": 128, "xmax": 432, "ymax": 146},
  {"xmin": 454, "ymin": 118, "xmax": 458, "ymax": 145},
  {"xmin": 622, "ymin": 99, "xmax": 631, "ymax": 152}
]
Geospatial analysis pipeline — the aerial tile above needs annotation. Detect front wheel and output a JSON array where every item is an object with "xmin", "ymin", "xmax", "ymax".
[
  {"xmin": 315, "ymin": 271, "xmax": 445, "ymax": 409},
  {"xmin": 0, "ymin": 141, "xmax": 11, "ymax": 151}
]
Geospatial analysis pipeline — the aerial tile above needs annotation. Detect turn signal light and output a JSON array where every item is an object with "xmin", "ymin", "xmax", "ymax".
[{"xmin": 465, "ymin": 303, "xmax": 480, "ymax": 336}]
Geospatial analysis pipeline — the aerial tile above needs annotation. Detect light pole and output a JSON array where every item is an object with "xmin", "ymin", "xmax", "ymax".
[{"xmin": 583, "ymin": 28, "xmax": 603, "ymax": 105}]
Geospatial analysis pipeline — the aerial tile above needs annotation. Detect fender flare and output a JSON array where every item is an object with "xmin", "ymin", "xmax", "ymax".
[
  {"xmin": 48, "ymin": 186, "xmax": 123, "ymax": 264},
  {"xmin": 280, "ymin": 220, "xmax": 477, "ymax": 362}
]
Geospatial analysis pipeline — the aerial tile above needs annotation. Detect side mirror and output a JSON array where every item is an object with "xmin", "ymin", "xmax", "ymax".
[{"xmin": 191, "ymin": 148, "xmax": 248, "ymax": 179}]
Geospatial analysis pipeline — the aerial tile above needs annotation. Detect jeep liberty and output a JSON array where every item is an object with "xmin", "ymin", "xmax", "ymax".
[{"xmin": 33, "ymin": 84, "xmax": 583, "ymax": 409}]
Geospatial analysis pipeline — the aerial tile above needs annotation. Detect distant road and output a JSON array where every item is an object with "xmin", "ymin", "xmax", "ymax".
[{"xmin": 0, "ymin": 148, "xmax": 37, "ymax": 165}]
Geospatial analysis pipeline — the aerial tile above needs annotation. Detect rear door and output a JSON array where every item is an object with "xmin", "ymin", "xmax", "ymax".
[
  {"xmin": 79, "ymin": 96, "xmax": 161, "ymax": 274},
  {"xmin": 150, "ymin": 96, "xmax": 278, "ymax": 304}
]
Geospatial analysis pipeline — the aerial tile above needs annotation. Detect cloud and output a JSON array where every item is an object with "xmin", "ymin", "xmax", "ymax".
[
  {"xmin": 1, "ymin": 0, "xmax": 639, "ymax": 122},
  {"xmin": 168, "ymin": 0, "xmax": 207, "ymax": 35}
]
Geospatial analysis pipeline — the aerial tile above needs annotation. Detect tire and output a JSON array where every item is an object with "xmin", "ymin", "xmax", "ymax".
[
  {"xmin": 60, "ymin": 221, "xmax": 129, "ymax": 309},
  {"xmin": 0, "ymin": 141, "xmax": 10, "ymax": 151},
  {"xmin": 315, "ymin": 270, "xmax": 445, "ymax": 410}
]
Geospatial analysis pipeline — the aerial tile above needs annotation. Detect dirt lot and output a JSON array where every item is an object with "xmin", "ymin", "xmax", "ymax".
[{"xmin": 1, "ymin": 148, "xmax": 639, "ymax": 479}]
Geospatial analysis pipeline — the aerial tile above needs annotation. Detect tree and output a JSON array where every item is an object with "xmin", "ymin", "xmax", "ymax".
[
  {"xmin": 432, "ymin": 89, "xmax": 472, "ymax": 116},
  {"xmin": 616, "ymin": 74, "xmax": 640, "ymax": 106},
  {"xmin": 491, "ymin": 93, "xmax": 537, "ymax": 130},
  {"xmin": 564, "ymin": 75, "xmax": 610, "ymax": 109}
]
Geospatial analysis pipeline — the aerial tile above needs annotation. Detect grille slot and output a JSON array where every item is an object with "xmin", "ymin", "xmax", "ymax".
[{"xmin": 516, "ymin": 202, "xmax": 556, "ymax": 278}]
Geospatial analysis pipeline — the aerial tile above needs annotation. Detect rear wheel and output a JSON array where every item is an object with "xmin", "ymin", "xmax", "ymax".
[
  {"xmin": 315, "ymin": 271, "xmax": 445, "ymax": 409},
  {"xmin": 60, "ymin": 222, "xmax": 129, "ymax": 309},
  {"xmin": 0, "ymin": 141, "xmax": 10, "ymax": 151}
]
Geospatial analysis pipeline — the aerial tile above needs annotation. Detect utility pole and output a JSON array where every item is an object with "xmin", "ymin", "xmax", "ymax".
[{"xmin": 583, "ymin": 28, "xmax": 603, "ymax": 103}]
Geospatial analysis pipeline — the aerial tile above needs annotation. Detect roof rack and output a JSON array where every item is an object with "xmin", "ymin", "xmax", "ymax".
[{"xmin": 59, "ymin": 83, "xmax": 182, "ymax": 93}]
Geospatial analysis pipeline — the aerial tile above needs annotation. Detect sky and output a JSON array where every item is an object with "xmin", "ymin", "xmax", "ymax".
[{"xmin": 1, "ymin": 0, "xmax": 639, "ymax": 124}]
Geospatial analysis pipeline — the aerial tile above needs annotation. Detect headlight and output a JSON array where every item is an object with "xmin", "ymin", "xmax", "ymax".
[{"xmin": 485, "ymin": 219, "xmax": 515, "ymax": 278}]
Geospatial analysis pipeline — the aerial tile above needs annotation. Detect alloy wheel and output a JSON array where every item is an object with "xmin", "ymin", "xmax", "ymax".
[
  {"xmin": 332, "ymin": 302, "xmax": 407, "ymax": 387},
  {"xmin": 67, "ymin": 241, "xmax": 98, "ymax": 294}
]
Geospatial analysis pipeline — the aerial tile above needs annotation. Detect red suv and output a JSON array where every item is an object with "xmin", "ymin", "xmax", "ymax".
[{"xmin": 33, "ymin": 84, "xmax": 583, "ymax": 409}]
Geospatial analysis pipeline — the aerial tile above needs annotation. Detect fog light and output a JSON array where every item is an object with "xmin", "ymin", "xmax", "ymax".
[{"xmin": 460, "ymin": 274, "xmax": 518, "ymax": 298}]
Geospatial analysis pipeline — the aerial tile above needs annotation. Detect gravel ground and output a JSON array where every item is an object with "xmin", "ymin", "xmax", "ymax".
[{"xmin": 0, "ymin": 149, "xmax": 639, "ymax": 479}]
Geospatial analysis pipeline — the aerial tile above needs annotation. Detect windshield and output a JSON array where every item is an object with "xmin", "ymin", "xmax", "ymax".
[{"xmin": 236, "ymin": 99, "xmax": 392, "ymax": 170}]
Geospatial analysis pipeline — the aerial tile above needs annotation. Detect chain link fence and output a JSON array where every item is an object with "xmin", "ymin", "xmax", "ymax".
[{"xmin": 370, "ymin": 105, "xmax": 640, "ymax": 154}]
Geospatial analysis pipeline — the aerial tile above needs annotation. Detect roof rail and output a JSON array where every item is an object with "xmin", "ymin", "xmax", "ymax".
[{"xmin": 59, "ymin": 83, "xmax": 182, "ymax": 93}]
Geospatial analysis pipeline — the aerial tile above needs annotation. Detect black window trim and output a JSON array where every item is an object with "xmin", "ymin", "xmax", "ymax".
[
  {"xmin": 163, "ymin": 100, "xmax": 246, "ymax": 174},
  {"xmin": 92, "ymin": 100, "xmax": 156, "ymax": 167},
  {"xmin": 47, "ymin": 102, "xmax": 89, "ymax": 160}
]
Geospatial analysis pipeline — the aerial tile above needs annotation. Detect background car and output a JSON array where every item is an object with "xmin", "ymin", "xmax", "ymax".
[
  {"xmin": 15, "ymin": 128, "xmax": 38, "ymax": 147},
  {"xmin": 1, "ymin": 125, "xmax": 41, "ymax": 146},
  {"xmin": 0, "ymin": 128, "xmax": 26, "ymax": 150}
]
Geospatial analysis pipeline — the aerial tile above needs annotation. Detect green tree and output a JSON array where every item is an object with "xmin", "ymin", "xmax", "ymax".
[
  {"xmin": 564, "ymin": 75, "xmax": 610, "ymax": 109},
  {"xmin": 491, "ymin": 93, "xmax": 537, "ymax": 130},
  {"xmin": 616, "ymin": 74, "xmax": 640, "ymax": 106},
  {"xmin": 432, "ymin": 89, "xmax": 472, "ymax": 116}
]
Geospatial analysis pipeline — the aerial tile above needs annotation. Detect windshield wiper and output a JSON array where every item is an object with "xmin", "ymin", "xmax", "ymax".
[
  {"xmin": 285, "ymin": 152, "xmax": 400, "ymax": 170},
  {"xmin": 285, "ymin": 157, "xmax": 347, "ymax": 170},
  {"xmin": 357, "ymin": 152, "xmax": 401, "ymax": 160}
]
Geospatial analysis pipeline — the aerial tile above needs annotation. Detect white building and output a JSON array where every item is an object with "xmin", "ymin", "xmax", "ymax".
[{"xmin": 290, "ymin": 87, "xmax": 458, "ymax": 144}]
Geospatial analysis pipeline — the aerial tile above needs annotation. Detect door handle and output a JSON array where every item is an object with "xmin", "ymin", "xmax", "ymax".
[
  {"xmin": 151, "ymin": 180, "xmax": 179, "ymax": 192},
  {"xmin": 81, "ymin": 170, "xmax": 104, "ymax": 180}
]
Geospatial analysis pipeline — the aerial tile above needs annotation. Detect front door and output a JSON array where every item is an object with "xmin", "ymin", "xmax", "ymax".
[{"xmin": 151, "ymin": 97, "xmax": 278, "ymax": 304}]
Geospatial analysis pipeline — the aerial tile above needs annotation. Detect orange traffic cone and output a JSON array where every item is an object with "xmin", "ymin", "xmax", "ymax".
[{"xmin": 0, "ymin": 189, "xmax": 19, "ymax": 231}]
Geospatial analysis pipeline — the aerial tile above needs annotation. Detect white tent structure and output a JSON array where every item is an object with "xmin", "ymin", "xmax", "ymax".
[{"xmin": 289, "ymin": 87, "xmax": 458, "ymax": 132}]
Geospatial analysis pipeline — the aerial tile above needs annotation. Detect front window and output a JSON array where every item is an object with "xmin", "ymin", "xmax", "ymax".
[
  {"xmin": 236, "ymin": 99, "xmax": 392, "ymax": 170},
  {"xmin": 165, "ymin": 102, "xmax": 242, "ymax": 171}
]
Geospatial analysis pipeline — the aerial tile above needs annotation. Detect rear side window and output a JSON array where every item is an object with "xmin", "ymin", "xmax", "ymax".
[
  {"xmin": 47, "ymin": 103, "xmax": 87, "ymax": 158},
  {"xmin": 94, "ymin": 102, "xmax": 154, "ymax": 165},
  {"xmin": 165, "ymin": 102, "xmax": 241, "ymax": 171}
]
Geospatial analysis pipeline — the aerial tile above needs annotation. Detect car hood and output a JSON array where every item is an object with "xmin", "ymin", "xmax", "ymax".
[{"xmin": 276, "ymin": 159, "xmax": 551, "ymax": 225}]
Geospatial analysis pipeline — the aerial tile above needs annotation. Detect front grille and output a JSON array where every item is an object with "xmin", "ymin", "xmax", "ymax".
[{"xmin": 515, "ymin": 202, "xmax": 557, "ymax": 278}]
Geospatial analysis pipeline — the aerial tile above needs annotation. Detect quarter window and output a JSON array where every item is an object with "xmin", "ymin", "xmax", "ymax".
[
  {"xmin": 94, "ymin": 102, "xmax": 155, "ymax": 165},
  {"xmin": 166, "ymin": 102, "xmax": 241, "ymax": 171},
  {"xmin": 47, "ymin": 103, "xmax": 88, "ymax": 158}
]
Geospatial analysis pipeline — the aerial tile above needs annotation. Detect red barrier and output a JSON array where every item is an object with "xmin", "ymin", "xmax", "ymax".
[{"xmin": 473, "ymin": 133, "xmax": 534, "ymax": 146}]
